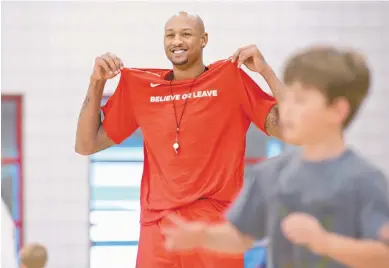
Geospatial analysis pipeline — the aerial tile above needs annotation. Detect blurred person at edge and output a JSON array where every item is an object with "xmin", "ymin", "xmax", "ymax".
[{"xmin": 19, "ymin": 243, "xmax": 48, "ymax": 268}]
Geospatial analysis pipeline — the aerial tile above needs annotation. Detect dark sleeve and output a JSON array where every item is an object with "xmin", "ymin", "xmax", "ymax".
[
  {"xmin": 225, "ymin": 170, "xmax": 268, "ymax": 241},
  {"xmin": 358, "ymin": 169, "xmax": 389, "ymax": 241},
  {"xmin": 101, "ymin": 70, "xmax": 139, "ymax": 144}
]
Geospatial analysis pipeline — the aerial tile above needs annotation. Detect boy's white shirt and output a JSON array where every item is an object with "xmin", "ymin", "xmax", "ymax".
[{"xmin": 1, "ymin": 199, "xmax": 18, "ymax": 268}]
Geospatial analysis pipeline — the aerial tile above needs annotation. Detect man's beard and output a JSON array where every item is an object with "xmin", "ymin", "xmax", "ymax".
[{"xmin": 171, "ymin": 58, "xmax": 189, "ymax": 66}]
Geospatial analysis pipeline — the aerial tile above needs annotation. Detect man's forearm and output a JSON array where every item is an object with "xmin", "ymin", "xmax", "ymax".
[
  {"xmin": 260, "ymin": 66, "xmax": 284, "ymax": 103},
  {"xmin": 318, "ymin": 233, "xmax": 389, "ymax": 268},
  {"xmin": 75, "ymin": 78, "xmax": 106, "ymax": 155},
  {"xmin": 201, "ymin": 223, "xmax": 254, "ymax": 254},
  {"xmin": 259, "ymin": 66, "xmax": 287, "ymax": 140}
]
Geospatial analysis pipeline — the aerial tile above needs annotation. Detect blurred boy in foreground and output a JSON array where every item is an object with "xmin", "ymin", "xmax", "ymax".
[{"xmin": 162, "ymin": 46, "xmax": 389, "ymax": 268}]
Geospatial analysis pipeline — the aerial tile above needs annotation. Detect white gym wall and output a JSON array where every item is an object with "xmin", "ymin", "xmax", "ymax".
[{"xmin": 2, "ymin": 1, "xmax": 389, "ymax": 267}]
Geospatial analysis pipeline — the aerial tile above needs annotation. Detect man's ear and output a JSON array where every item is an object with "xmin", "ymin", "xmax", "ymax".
[{"xmin": 201, "ymin": 32, "xmax": 208, "ymax": 48}]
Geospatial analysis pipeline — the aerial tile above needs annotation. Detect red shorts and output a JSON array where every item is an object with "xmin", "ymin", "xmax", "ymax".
[{"xmin": 136, "ymin": 199, "xmax": 244, "ymax": 268}]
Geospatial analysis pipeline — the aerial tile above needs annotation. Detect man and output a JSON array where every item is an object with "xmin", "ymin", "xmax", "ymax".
[
  {"xmin": 75, "ymin": 12, "xmax": 283, "ymax": 268},
  {"xmin": 162, "ymin": 46, "xmax": 389, "ymax": 268}
]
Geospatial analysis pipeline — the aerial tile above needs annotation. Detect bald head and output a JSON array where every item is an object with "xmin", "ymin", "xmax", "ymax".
[
  {"xmin": 165, "ymin": 11, "xmax": 205, "ymax": 34},
  {"xmin": 163, "ymin": 11, "xmax": 208, "ymax": 68}
]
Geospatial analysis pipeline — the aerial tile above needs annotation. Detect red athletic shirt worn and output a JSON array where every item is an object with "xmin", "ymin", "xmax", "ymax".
[{"xmin": 101, "ymin": 59, "xmax": 276, "ymax": 225}]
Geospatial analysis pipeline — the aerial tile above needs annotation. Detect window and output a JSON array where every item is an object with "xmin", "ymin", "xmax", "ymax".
[
  {"xmin": 1, "ymin": 95, "xmax": 24, "ymax": 253},
  {"xmin": 266, "ymin": 137, "xmax": 283, "ymax": 158},
  {"xmin": 89, "ymin": 97, "xmax": 143, "ymax": 268}
]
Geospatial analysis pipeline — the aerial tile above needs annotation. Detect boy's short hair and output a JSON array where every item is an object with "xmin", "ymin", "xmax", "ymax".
[
  {"xmin": 20, "ymin": 243, "xmax": 48, "ymax": 268},
  {"xmin": 283, "ymin": 46, "xmax": 370, "ymax": 127}
]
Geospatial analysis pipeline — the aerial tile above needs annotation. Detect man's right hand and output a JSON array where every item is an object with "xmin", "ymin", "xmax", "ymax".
[{"xmin": 91, "ymin": 52, "xmax": 124, "ymax": 81}]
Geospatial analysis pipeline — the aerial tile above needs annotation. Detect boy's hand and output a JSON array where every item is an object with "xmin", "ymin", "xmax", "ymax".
[
  {"xmin": 162, "ymin": 214, "xmax": 207, "ymax": 251},
  {"xmin": 379, "ymin": 222, "xmax": 389, "ymax": 243},
  {"xmin": 281, "ymin": 212, "xmax": 329, "ymax": 254}
]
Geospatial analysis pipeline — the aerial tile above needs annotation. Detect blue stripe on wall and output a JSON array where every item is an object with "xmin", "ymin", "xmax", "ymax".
[
  {"xmin": 91, "ymin": 241, "xmax": 139, "ymax": 246},
  {"xmin": 91, "ymin": 186, "xmax": 140, "ymax": 201}
]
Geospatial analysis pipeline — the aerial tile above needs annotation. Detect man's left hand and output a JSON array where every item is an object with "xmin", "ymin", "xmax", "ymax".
[
  {"xmin": 281, "ymin": 212, "xmax": 329, "ymax": 254},
  {"xmin": 231, "ymin": 44, "xmax": 268, "ymax": 74}
]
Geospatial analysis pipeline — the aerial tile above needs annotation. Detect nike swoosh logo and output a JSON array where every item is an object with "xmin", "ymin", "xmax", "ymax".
[{"xmin": 150, "ymin": 83, "xmax": 161, "ymax": 87}]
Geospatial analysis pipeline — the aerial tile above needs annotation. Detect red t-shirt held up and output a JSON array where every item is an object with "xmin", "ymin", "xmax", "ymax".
[{"xmin": 102, "ymin": 59, "xmax": 276, "ymax": 225}]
